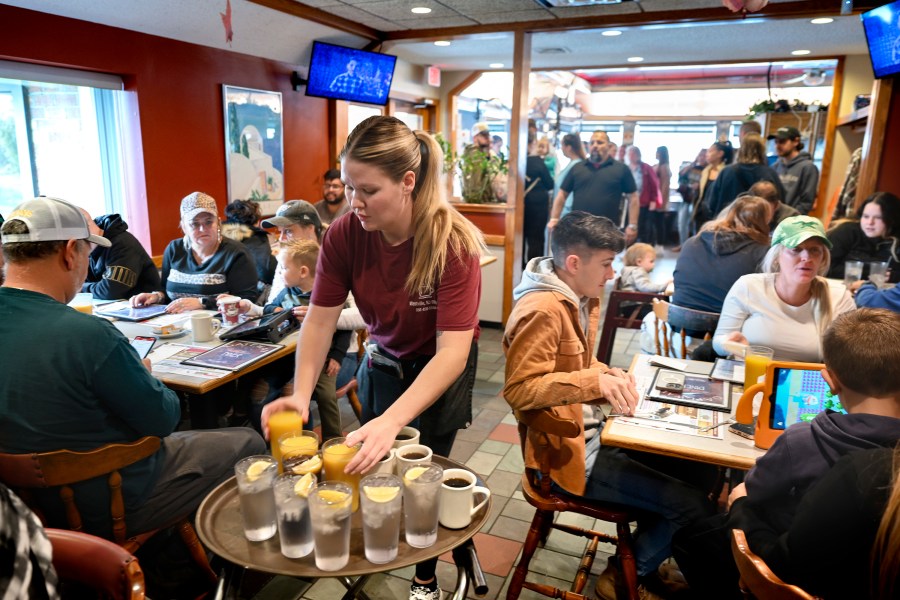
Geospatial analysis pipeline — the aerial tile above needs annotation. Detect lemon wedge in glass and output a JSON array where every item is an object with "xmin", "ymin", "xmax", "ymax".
[
  {"xmin": 293, "ymin": 473, "xmax": 315, "ymax": 498},
  {"xmin": 403, "ymin": 466, "xmax": 428, "ymax": 482},
  {"xmin": 246, "ymin": 460, "xmax": 272, "ymax": 482},
  {"xmin": 317, "ymin": 489, "xmax": 350, "ymax": 504},
  {"xmin": 363, "ymin": 485, "xmax": 400, "ymax": 503}
]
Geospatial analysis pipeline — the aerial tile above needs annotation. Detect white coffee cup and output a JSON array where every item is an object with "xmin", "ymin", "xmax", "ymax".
[
  {"xmin": 394, "ymin": 444, "xmax": 432, "ymax": 476},
  {"xmin": 217, "ymin": 295, "xmax": 241, "ymax": 325},
  {"xmin": 365, "ymin": 448, "xmax": 396, "ymax": 475},
  {"xmin": 393, "ymin": 426, "xmax": 420, "ymax": 449},
  {"xmin": 439, "ymin": 468, "xmax": 491, "ymax": 529},
  {"xmin": 191, "ymin": 313, "xmax": 221, "ymax": 342}
]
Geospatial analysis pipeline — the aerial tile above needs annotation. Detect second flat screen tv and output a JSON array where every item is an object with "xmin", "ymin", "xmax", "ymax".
[{"xmin": 306, "ymin": 41, "xmax": 396, "ymax": 106}]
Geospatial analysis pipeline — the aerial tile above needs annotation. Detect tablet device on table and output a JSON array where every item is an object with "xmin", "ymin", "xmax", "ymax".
[
  {"xmin": 95, "ymin": 303, "xmax": 169, "ymax": 321},
  {"xmin": 769, "ymin": 366, "xmax": 844, "ymax": 430},
  {"xmin": 218, "ymin": 310, "xmax": 299, "ymax": 343}
]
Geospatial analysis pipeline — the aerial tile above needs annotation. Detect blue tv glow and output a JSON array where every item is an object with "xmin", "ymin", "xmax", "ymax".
[
  {"xmin": 305, "ymin": 41, "xmax": 396, "ymax": 106},
  {"xmin": 861, "ymin": 0, "xmax": 900, "ymax": 79}
]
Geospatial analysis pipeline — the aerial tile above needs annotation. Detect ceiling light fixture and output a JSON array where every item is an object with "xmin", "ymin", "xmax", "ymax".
[
  {"xmin": 602, "ymin": 30, "xmax": 623, "ymax": 36},
  {"xmin": 627, "ymin": 56, "xmax": 644, "ymax": 62},
  {"xmin": 791, "ymin": 49, "xmax": 811, "ymax": 55},
  {"xmin": 434, "ymin": 40, "xmax": 451, "ymax": 46},
  {"xmin": 411, "ymin": 7, "xmax": 432, "ymax": 14},
  {"xmin": 489, "ymin": 63, "xmax": 504, "ymax": 68},
  {"xmin": 810, "ymin": 17, "xmax": 833, "ymax": 24}
]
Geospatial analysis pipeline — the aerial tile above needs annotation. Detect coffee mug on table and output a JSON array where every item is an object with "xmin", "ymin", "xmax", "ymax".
[
  {"xmin": 439, "ymin": 468, "xmax": 491, "ymax": 529},
  {"xmin": 365, "ymin": 448, "xmax": 396, "ymax": 475},
  {"xmin": 191, "ymin": 313, "xmax": 221, "ymax": 342},
  {"xmin": 218, "ymin": 295, "xmax": 241, "ymax": 325},
  {"xmin": 395, "ymin": 444, "xmax": 432, "ymax": 475}
]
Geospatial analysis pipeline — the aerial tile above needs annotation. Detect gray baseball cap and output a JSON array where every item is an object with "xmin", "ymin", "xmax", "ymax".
[
  {"xmin": 261, "ymin": 200, "xmax": 322, "ymax": 230},
  {"xmin": 1, "ymin": 196, "xmax": 110, "ymax": 247}
]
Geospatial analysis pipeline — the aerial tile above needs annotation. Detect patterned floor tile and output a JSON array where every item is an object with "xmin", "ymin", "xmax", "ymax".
[
  {"xmin": 487, "ymin": 423, "xmax": 521, "ymax": 444},
  {"xmin": 465, "ymin": 450, "xmax": 503, "ymax": 477},
  {"xmin": 478, "ymin": 439, "xmax": 513, "ymax": 456}
]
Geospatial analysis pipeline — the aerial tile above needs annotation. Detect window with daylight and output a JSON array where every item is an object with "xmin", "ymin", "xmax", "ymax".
[{"xmin": 0, "ymin": 60, "xmax": 128, "ymax": 220}]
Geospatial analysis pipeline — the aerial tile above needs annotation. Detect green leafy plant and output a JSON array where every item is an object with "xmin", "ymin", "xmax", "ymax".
[{"xmin": 748, "ymin": 99, "xmax": 775, "ymax": 117}]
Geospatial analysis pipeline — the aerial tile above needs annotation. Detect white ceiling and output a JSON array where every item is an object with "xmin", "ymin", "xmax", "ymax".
[{"xmin": 3, "ymin": 0, "xmax": 870, "ymax": 73}]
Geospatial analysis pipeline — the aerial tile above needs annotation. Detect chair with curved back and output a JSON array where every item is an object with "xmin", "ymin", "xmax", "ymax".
[
  {"xmin": 507, "ymin": 409, "xmax": 644, "ymax": 600},
  {"xmin": 652, "ymin": 298, "xmax": 720, "ymax": 359},
  {"xmin": 731, "ymin": 529, "xmax": 819, "ymax": 600},
  {"xmin": 596, "ymin": 287, "xmax": 667, "ymax": 366},
  {"xmin": 48, "ymin": 528, "xmax": 146, "ymax": 600},
  {"xmin": 0, "ymin": 437, "xmax": 217, "ymax": 592}
]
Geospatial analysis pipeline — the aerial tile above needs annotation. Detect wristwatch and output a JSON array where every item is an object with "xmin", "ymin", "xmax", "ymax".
[{"xmin": 626, "ymin": 224, "xmax": 637, "ymax": 231}]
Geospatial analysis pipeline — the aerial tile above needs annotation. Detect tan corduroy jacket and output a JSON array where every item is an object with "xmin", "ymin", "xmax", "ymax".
[{"xmin": 502, "ymin": 287, "xmax": 609, "ymax": 495}]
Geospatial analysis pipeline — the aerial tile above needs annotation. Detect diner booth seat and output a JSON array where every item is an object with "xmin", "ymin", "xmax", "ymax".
[
  {"xmin": 508, "ymin": 410, "xmax": 645, "ymax": 600},
  {"xmin": 0, "ymin": 437, "xmax": 217, "ymax": 595}
]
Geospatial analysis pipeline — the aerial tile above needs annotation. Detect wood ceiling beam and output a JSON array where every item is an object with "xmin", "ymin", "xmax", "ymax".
[
  {"xmin": 381, "ymin": 0, "xmax": 875, "ymax": 43},
  {"xmin": 246, "ymin": 0, "xmax": 381, "ymax": 41}
]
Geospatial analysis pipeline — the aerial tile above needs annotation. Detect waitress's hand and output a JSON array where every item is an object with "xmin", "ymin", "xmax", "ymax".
[
  {"xmin": 260, "ymin": 394, "xmax": 310, "ymax": 440},
  {"xmin": 343, "ymin": 415, "xmax": 404, "ymax": 474}
]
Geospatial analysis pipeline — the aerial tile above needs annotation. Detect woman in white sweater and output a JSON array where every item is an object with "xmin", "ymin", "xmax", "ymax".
[{"xmin": 713, "ymin": 216, "xmax": 855, "ymax": 362}]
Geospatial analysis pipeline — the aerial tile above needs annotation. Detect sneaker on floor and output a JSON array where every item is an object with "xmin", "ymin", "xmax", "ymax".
[{"xmin": 409, "ymin": 582, "xmax": 442, "ymax": 600}]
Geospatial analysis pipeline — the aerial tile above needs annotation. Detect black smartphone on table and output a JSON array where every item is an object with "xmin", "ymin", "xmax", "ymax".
[
  {"xmin": 728, "ymin": 422, "xmax": 755, "ymax": 440},
  {"xmin": 130, "ymin": 335, "xmax": 157, "ymax": 359}
]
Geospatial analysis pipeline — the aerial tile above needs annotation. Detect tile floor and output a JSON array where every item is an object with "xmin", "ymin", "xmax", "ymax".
[{"xmin": 229, "ymin": 249, "xmax": 678, "ymax": 600}]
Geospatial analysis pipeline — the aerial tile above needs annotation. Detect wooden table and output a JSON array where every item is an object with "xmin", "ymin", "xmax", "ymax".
[
  {"xmin": 196, "ymin": 455, "xmax": 491, "ymax": 600},
  {"xmin": 601, "ymin": 354, "xmax": 765, "ymax": 471},
  {"xmin": 114, "ymin": 317, "xmax": 298, "ymax": 395}
]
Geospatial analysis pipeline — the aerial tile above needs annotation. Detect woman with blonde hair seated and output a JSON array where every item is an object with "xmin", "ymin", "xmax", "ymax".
[{"xmin": 713, "ymin": 215, "xmax": 855, "ymax": 362}]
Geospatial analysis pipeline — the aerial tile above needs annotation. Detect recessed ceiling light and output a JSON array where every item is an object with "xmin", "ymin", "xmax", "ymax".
[
  {"xmin": 627, "ymin": 56, "xmax": 644, "ymax": 63},
  {"xmin": 489, "ymin": 63, "xmax": 504, "ymax": 68},
  {"xmin": 791, "ymin": 49, "xmax": 811, "ymax": 56},
  {"xmin": 810, "ymin": 17, "xmax": 833, "ymax": 24},
  {"xmin": 434, "ymin": 40, "xmax": 451, "ymax": 47},
  {"xmin": 602, "ymin": 30, "xmax": 623, "ymax": 37},
  {"xmin": 411, "ymin": 6, "xmax": 432, "ymax": 14}
]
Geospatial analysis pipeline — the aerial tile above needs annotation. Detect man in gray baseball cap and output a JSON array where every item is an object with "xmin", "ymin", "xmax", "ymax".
[
  {"xmin": 0, "ymin": 196, "xmax": 265, "ymax": 551},
  {"xmin": 261, "ymin": 199, "xmax": 323, "ymax": 242}
]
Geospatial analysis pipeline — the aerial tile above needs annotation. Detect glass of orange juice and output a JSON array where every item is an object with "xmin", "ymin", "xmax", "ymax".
[
  {"xmin": 279, "ymin": 430, "xmax": 321, "ymax": 476},
  {"xmin": 743, "ymin": 345, "xmax": 774, "ymax": 391},
  {"xmin": 268, "ymin": 410, "xmax": 303, "ymax": 470},
  {"xmin": 322, "ymin": 437, "xmax": 361, "ymax": 512},
  {"xmin": 69, "ymin": 292, "xmax": 94, "ymax": 315}
]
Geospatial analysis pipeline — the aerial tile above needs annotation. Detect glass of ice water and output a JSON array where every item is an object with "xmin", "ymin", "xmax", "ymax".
[
  {"xmin": 360, "ymin": 473, "xmax": 403, "ymax": 564},
  {"xmin": 308, "ymin": 481, "xmax": 353, "ymax": 571},
  {"xmin": 869, "ymin": 261, "xmax": 889, "ymax": 288},
  {"xmin": 844, "ymin": 260, "xmax": 864, "ymax": 285},
  {"xmin": 272, "ymin": 473, "xmax": 315, "ymax": 558},
  {"xmin": 234, "ymin": 455, "xmax": 278, "ymax": 542},
  {"xmin": 401, "ymin": 462, "xmax": 443, "ymax": 549}
]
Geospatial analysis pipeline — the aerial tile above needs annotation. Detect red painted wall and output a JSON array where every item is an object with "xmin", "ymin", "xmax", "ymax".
[
  {"xmin": 0, "ymin": 4, "xmax": 330, "ymax": 254},
  {"xmin": 877, "ymin": 86, "xmax": 900, "ymax": 197}
]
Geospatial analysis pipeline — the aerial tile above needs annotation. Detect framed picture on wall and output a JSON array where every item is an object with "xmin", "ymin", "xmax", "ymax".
[{"xmin": 223, "ymin": 85, "xmax": 284, "ymax": 215}]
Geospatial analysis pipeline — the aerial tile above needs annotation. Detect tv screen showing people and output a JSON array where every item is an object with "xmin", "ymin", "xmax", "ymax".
[
  {"xmin": 861, "ymin": 0, "xmax": 900, "ymax": 79},
  {"xmin": 305, "ymin": 41, "xmax": 396, "ymax": 106}
]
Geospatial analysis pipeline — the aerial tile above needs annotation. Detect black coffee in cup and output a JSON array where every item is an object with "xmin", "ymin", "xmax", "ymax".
[
  {"xmin": 443, "ymin": 477, "xmax": 470, "ymax": 488},
  {"xmin": 395, "ymin": 433, "xmax": 414, "ymax": 440},
  {"xmin": 401, "ymin": 452, "xmax": 427, "ymax": 460}
]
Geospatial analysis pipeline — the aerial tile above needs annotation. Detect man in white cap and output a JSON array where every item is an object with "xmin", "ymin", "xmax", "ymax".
[
  {"xmin": 0, "ymin": 196, "xmax": 265, "ymax": 542},
  {"xmin": 461, "ymin": 122, "xmax": 498, "ymax": 203}
]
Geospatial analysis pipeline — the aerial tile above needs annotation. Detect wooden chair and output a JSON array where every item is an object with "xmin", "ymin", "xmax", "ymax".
[
  {"xmin": 0, "ymin": 437, "xmax": 217, "ymax": 592},
  {"xmin": 731, "ymin": 529, "xmax": 819, "ymax": 600},
  {"xmin": 48, "ymin": 528, "xmax": 145, "ymax": 600},
  {"xmin": 507, "ymin": 410, "xmax": 645, "ymax": 600},
  {"xmin": 596, "ymin": 289, "xmax": 667, "ymax": 365},
  {"xmin": 652, "ymin": 298, "xmax": 720, "ymax": 358}
]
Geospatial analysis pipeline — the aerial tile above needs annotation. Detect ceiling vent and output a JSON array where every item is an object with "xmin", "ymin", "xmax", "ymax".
[
  {"xmin": 536, "ymin": 47, "xmax": 572, "ymax": 55},
  {"xmin": 535, "ymin": 0, "xmax": 633, "ymax": 7}
]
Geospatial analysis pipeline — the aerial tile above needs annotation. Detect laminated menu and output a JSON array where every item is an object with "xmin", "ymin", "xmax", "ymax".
[
  {"xmin": 647, "ymin": 369, "xmax": 732, "ymax": 412},
  {"xmin": 180, "ymin": 340, "xmax": 283, "ymax": 371}
]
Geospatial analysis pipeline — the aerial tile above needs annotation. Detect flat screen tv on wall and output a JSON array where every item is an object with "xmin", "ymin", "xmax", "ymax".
[
  {"xmin": 305, "ymin": 41, "xmax": 396, "ymax": 106},
  {"xmin": 862, "ymin": 0, "xmax": 900, "ymax": 79}
]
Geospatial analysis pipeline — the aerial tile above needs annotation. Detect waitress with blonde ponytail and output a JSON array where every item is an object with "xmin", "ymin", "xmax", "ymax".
[
  {"xmin": 713, "ymin": 216, "xmax": 855, "ymax": 362},
  {"xmin": 262, "ymin": 116, "xmax": 484, "ymax": 599}
]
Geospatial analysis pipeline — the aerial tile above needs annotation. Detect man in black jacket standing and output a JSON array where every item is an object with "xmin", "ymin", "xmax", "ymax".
[{"xmin": 80, "ymin": 209, "xmax": 160, "ymax": 300}]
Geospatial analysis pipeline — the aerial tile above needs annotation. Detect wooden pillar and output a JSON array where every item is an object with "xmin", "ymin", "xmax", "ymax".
[
  {"xmin": 856, "ymin": 77, "xmax": 892, "ymax": 207},
  {"xmin": 503, "ymin": 30, "xmax": 531, "ymax": 323}
]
